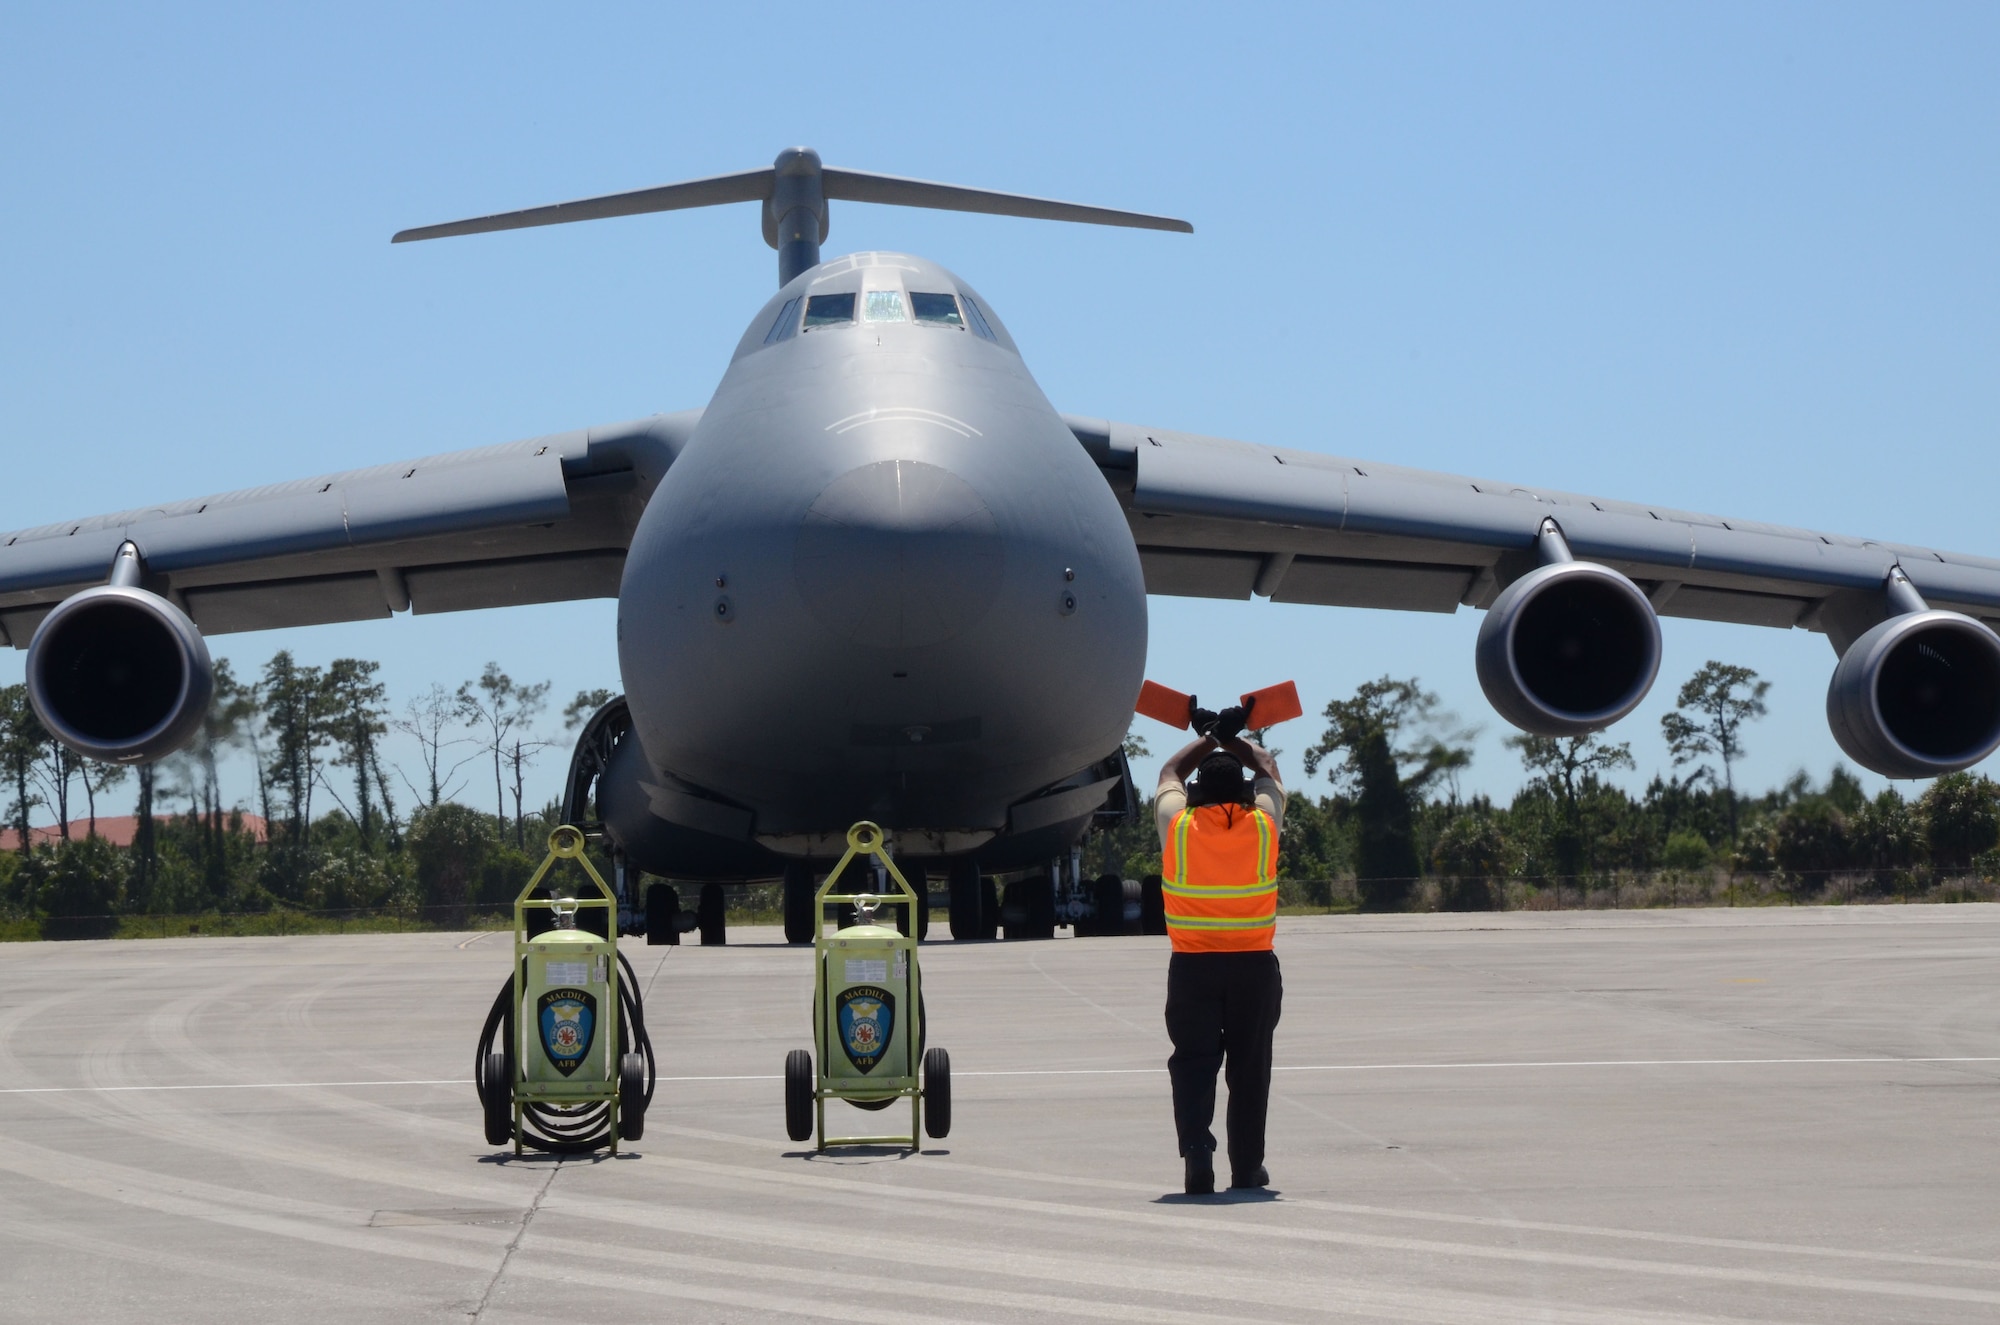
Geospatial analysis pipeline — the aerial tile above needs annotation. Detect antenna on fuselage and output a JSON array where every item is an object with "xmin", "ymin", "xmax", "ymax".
[{"xmin": 392, "ymin": 147, "xmax": 1193, "ymax": 286}]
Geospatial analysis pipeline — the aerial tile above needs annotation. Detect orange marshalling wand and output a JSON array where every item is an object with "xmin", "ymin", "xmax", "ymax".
[{"xmin": 1133, "ymin": 679, "xmax": 1302, "ymax": 730}]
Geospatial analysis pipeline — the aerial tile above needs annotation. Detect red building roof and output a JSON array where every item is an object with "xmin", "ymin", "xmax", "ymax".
[{"xmin": 0, "ymin": 813, "xmax": 270, "ymax": 851}]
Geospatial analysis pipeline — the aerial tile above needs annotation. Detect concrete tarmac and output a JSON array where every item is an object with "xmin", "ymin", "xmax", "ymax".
[{"xmin": 4, "ymin": 905, "xmax": 2000, "ymax": 1323}]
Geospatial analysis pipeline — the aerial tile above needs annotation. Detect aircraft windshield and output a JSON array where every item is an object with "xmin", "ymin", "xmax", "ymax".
[
  {"xmin": 803, "ymin": 293, "xmax": 856, "ymax": 329},
  {"xmin": 959, "ymin": 293, "xmax": 998, "ymax": 342},
  {"xmin": 762, "ymin": 295, "xmax": 802, "ymax": 345},
  {"xmin": 862, "ymin": 290, "xmax": 907, "ymax": 323},
  {"xmin": 910, "ymin": 293, "xmax": 963, "ymax": 327}
]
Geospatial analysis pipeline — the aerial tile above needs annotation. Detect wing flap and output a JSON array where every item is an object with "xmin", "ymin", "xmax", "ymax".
[
  {"xmin": 1137, "ymin": 548, "xmax": 1261, "ymax": 599},
  {"xmin": 404, "ymin": 550, "xmax": 625, "ymax": 615},
  {"xmin": 1270, "ymin": 556, "xmax": 1474, "ymax": 614},
  {"xmin": 186, "ymin": 573, "xmax": 391, "ymax": 634}
]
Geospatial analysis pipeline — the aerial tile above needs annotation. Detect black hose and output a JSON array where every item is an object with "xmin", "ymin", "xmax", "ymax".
[{"xmin": 474, "ymin": 950, "xmax": 658, "ymax": 1153}]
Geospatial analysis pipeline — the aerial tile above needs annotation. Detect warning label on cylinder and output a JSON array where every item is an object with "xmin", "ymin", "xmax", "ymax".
[
  {"xmin": 836, "ymin": 984, "xmax": 895, "ymax": 1074},
  {"xmin": 844, "ymin": 958, "xmax": 888, "ymax": 983}
]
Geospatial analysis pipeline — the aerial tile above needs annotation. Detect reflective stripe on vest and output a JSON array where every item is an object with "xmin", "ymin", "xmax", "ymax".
[{"xmin": 1160, "ymin": 803, "xmax": 1278, "ymax": 953}]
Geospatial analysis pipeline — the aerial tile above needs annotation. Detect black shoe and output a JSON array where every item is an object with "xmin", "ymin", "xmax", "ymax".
[
  {"xmin": 1229, "ymin": 1165, "xmax": 1269, "ymax": 1189},
  {"xmin": 1184, "ymin": 1152, "xmax": 1215, "ymax": 1196}
]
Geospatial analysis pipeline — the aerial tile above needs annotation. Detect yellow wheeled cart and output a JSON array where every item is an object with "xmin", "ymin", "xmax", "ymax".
[
  {"xmin": 784, "ymin": 822, "xmax": 950, "ymax": 1150},
  {"xmin": 473, "ymin": 826, "xmax": 655, "ymax": 1154}
]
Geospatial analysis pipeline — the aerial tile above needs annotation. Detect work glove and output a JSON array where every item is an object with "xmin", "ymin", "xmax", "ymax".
[
  {"xmin": 1213, "ymin": 705, "xmax": 1249, "ymax": 740},
  {"xmin": 1189, "ymin": 706, "xmax": 1220, "ymax": 737}
]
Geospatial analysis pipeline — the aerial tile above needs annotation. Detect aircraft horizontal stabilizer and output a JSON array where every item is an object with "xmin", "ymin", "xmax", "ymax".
[
  {"xmin": 819, "ymin": 168, "xmax": 1191, "ymax": 234},
  {"xmin": 394, "ymin": 147, "xmax": 1190, "ymax": 285},
  {"xmin": 392, "ymin": 170, "xmax": 771, "ymax": 244}
]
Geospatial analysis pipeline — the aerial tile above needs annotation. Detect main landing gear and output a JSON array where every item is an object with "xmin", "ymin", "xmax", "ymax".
[
  {"xmin": 642, "ymin": 880, "xmax": 728, "ymax": 946},
  {"xmin": 781, "ymin": 845, "xmax": 1165, "ymax": 944},
  {"xmin": 784, "ymin": 856, "xmax": 932, "ymax": 944}
]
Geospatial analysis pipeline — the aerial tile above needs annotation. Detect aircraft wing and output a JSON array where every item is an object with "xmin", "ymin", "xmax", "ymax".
[
  {"xmin": 0, "ymin": 412, "xmax": 700, "ymax": 647},
  {"xmin": 1064, "ymin": 416, "xmax": 2000, "ymax": 644}
]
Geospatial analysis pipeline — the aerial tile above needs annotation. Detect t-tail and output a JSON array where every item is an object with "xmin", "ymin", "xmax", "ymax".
[{"xmin": 393, "ymin": 146, "xmax": 1192, "ymax": 284}]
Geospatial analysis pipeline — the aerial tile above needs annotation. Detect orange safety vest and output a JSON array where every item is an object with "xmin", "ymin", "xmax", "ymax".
[{"xmin": 1161, "ymin": 802, "xmax": 1279, "ymax": 953}]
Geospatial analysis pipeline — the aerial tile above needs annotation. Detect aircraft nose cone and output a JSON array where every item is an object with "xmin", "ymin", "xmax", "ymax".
[{"xmin": 795, "ymin": 459, "xmax": 1004, "ymax": 647}]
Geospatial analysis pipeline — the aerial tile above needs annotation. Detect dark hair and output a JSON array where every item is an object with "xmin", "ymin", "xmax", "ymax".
[{"xmin": 1187, "ymin": 751, "xmax": 1251, "ymax": 807}]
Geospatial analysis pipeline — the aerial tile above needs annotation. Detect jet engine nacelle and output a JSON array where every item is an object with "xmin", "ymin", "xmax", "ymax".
[
  {"xmin": 26, "ymin": 582, "xmax": 214, "ymax": 764},
  {"xmin": 1475, "ymin": 557, "xmax": 1662, "ymax": 737},
  {"xmin": 1826, "ymin": 609, "xmax": 2000, "ymax": 779}
]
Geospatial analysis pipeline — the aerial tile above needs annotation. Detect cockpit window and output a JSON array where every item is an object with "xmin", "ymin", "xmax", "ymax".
[
  {"xmin": 762, "ymin": 295, "xmax": 802, "ymax": 345},
  {"xmin": 959, "ymin": 293, "xmax": 998, "ymax": 342},
  {"xmin": 862, "ymin": 290, "xmax": 907, "ymax": 323},
  {"xmin": 910, "ymin": 292, "xmax": 963, "ymax": 327},
  {"xmin": 802, "ymin": 292, "xmax": 856, "ymax": 329}
]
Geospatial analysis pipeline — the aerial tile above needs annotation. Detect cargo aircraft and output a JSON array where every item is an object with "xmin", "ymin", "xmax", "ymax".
[{"xmin": 6, "ymin": 148, "xmax": 1999, "ymax": 945}]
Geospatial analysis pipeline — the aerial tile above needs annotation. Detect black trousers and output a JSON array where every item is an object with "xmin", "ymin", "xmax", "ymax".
[{"xmin": 1164, "ymin": 949, "xmax": 1283, "ymax": 1171}]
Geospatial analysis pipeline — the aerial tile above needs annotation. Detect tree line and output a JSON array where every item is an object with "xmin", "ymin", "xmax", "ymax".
[
  {"xmin": 5, "ymin": 651, "xmax": 1998, "ymax": 932},
  {"xmin": 1093, "ymin": 660, "xmax": 2000, "ymax": 911},
  {"xmin": 0, "ymin": 650, "xmax": 612, "ymax": 931}
]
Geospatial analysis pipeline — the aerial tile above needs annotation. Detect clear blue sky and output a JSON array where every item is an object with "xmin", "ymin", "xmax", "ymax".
[{"xmin": 2, "ymin": 3, "xmax": 1996, "ymax": 819}]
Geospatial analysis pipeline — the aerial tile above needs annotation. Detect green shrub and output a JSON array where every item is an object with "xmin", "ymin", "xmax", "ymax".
[{"xmin": 1661, "ymin": 830, "xmax": 1711, "ymax": 871}]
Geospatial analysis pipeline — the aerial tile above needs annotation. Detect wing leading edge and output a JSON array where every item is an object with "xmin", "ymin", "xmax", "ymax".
[
  {"xmin": 1065, "ymin": 416, "xmax": 2000, "ymax": 645},
  {"xmin": 0, "ymin": 412, "xmax": 701, "ymax": 647}
]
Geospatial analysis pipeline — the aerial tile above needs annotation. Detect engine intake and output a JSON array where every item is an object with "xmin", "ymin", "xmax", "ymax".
[
  {"xmin": 26, "ymin": 583, "xmax": 214, "ymax": 764},
  {"xmin": 1476, "ymin": 558, "xmax": 1661, "ymax": 736},
  {"xmin": 1826, "ymin": 609, "xmax": 2000, "ymax": 779}
]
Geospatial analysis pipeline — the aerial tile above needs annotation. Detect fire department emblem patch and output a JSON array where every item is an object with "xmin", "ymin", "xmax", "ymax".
[
  {"xmin": 836, "ymin": 984, "xmax": 895, "ymax": 1074},
  {"xmin": 537, "ymin": 988, "xmax": 596, "ymax": 1077}
]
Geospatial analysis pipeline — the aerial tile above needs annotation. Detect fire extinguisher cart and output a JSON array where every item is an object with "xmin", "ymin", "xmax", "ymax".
[
  {"xmin": 785, "ymin": 821, "xmax": 950, "ymax": 1150},
  {"xmin": 473, "ymin": 825, "xmax": 654, "ymax": 1155}
]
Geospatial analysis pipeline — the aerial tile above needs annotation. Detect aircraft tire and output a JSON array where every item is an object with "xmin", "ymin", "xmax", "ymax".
[
  {"xmin": 1092, "ymin": 873, "xmax": 1127, "ymax": 936},
  {"xmin": 892, "ymin": 869, "xmax": 924, "ymax": 938},
  {"xmin": 999, "ymin": 881, "xmax": 1026, "ymax": 939},
  {"xmin": 646, "ymin": 883, "xmax": 680, "ymax": 945},
  {"xmin": 923, "ymin": 1047, "xmax": 951, "ymax": 1139},
  {"xmin": 948, "ymin": 860, "xmax": 983, "ymax": 941},
  {"xmin": 782, "ymin": 864, "xmax": 815, "ymax": 944},
  {"xmin": 978, "ymin": 877, "xmax": 1000, "ymax": 940},
  {"xmin": 785, "ymin": 1050, "xmax": 814, "ymax": 1143},
  {"xmin": 1140, "ymin": 874, "xmax": 1167, "ymax": 936},
  {"xmin": 1028, "ymin": 876, "xmax": 1056, "ymax": 939},
  {"xmin": 1004, "ymin": 878, "xmax": 1056, "ymax": 940},
  {"xmin": 698, "ymin": 882, "xmax": 726, "ymax": 945}
]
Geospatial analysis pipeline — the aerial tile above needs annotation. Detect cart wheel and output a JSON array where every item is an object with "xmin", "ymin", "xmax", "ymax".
[
  {"xmin": 698, "ymin": 882, "xmax": 726, "ymax": 946},
  {"xmin": 923, "ymin": 1047, "xmax": 951, "ymax": 1139},
  {"xmin": 647, "ymin": 883, "xmax": 681, "ymax": 945},
  {"xmin": 784, "ymin": 1049, "xmax": 814, "ymax": 1142},
  {"xmin": 481, "ymin": 1051, "xmax": 511, "ymax": 1147},
  {"xmin": 618, "ymin": 1051, "xmax": 647, "ymax": 1142}
]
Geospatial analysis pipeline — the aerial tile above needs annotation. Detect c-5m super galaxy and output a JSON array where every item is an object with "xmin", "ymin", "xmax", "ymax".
[{"xmin": 7, "ymin": 148, "xmax": 2000, "ymax": 944}]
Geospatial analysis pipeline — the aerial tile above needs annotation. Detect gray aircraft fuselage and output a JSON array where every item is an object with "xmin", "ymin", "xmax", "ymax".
[{"xmin": 614, "ymin": 252, "xmax": 1147, "ymax": 858}]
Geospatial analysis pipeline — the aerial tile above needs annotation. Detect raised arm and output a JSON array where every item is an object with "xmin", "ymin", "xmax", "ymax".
[
  {"xmin": 1214, "ymin": 733, "xmax": 1281, "ymax": 787},
  {"xmin": 1158, "ymin": 735, "xmax": 1214, "ymax": 792}
]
